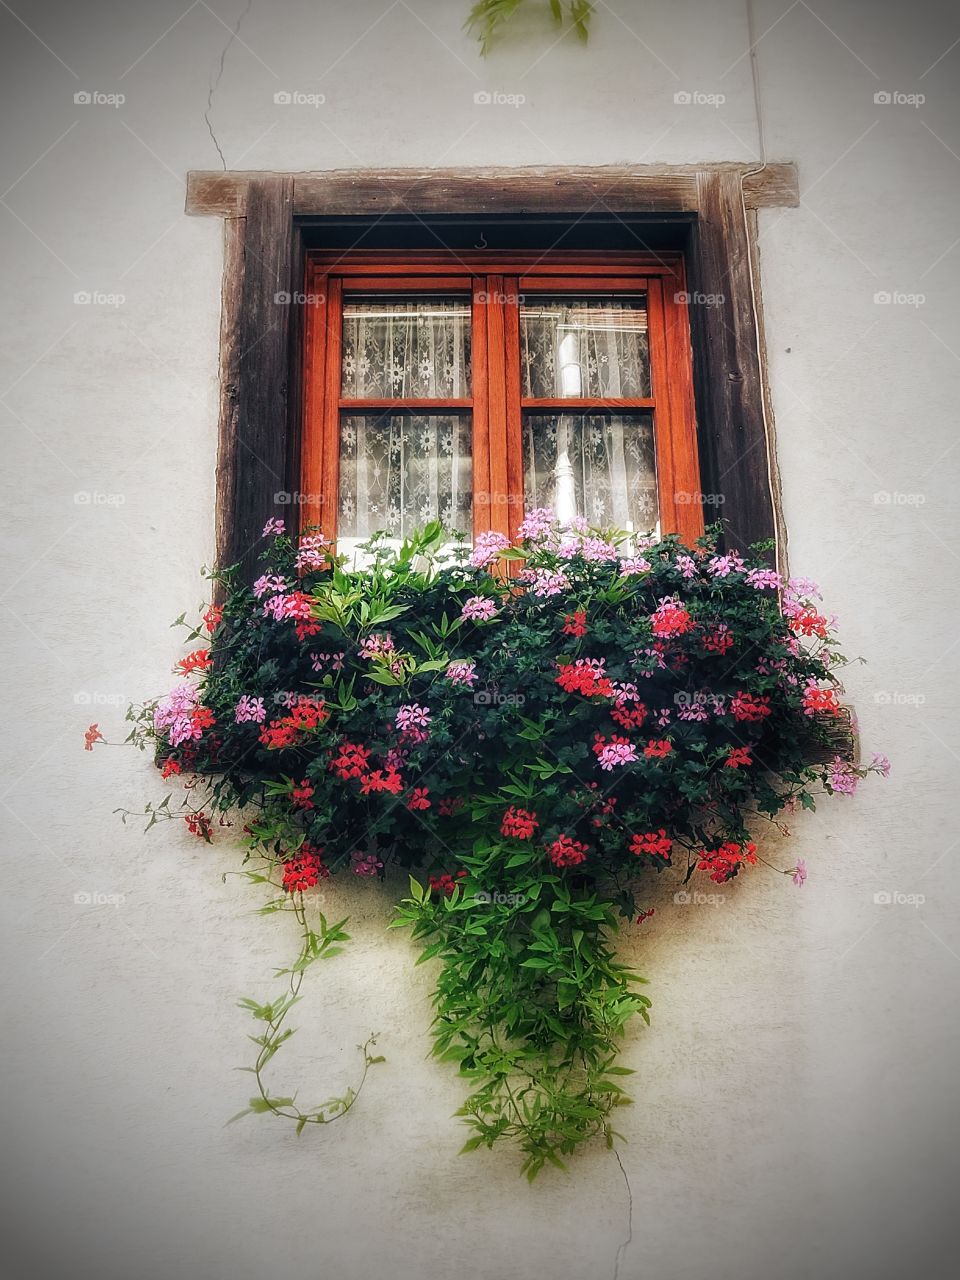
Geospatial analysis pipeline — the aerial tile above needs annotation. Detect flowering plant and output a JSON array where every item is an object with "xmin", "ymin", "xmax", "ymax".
[{"xmin": 106, "ymin": 513, "xmax": 885, "ymax": 1178}]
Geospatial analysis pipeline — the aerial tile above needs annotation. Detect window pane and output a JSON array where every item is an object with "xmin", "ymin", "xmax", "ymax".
[
  {"xmin": 339, "ymin": 413, "xmax": 472, "ymax": 540},
  {"xmin": 523, "ymin": 412, "xmax": 658, "ymax": 533},
  {"xmin": 341, "ymin": 297, "xmax": 471, "ymax": 398},
  {"xmin": 520, "ymin": 296, "xmax": 650, "ymax": 399}
]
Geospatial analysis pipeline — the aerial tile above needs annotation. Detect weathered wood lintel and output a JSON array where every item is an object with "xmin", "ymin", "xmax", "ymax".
[{"xmin": 186, "ymin": 163, "xmax": 799, "ymax": 219}]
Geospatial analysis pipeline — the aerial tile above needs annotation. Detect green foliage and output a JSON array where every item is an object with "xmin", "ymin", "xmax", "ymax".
[
  {"xmin": 120, "ymin": 518, "xmax": 876, "ymax": 1173},
  {"xmin": 466, "ymin": 0, "xmax": 594, "ymax": 53}
]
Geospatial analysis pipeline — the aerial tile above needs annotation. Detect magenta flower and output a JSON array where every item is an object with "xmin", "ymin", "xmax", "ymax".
[
  {"xmin": 234, "ymin": 695, "xmax": 266, "ymax": 724},
  {"xmin": 791, "ymin": 859, "xmax": 808, "ymax": 887},
  {"xmin": 446, "ymin": 660, "xmax": 477, "ymax": 687},
  {"xmin": 871, "ymin": 752, "xmax": 891, "ymax": 778},
  {"xmin": 828, "ymin": 756, "xmax": 859, "ymax": 795},
  {"xmin": 470, "ymin": 530, "xmax": 511, "ymax": 569},
  {"xmin": 461, "ymin": 596, "xmax": 498, "ymax": 622},
  {"xmin": 517, "ymin": 507, "xmax": 555, "ymax": 540},
  {"xmin": 153, "ymin": 684, "xmax": 198, "ymax": 746}
]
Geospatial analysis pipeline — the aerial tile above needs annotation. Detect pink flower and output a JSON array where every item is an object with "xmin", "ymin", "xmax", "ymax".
[
  {"xmin": 746, "ymin": 567, "xmax": 782, "ymax": 590},
  {"xmin": 295, "ymin": 533, "xmax": 330, "ymax": 574},
  {"xmin": 828, "ymin": 756, "xmax": 859, "ymax": 796},
  {"xmin": 791, "ymin": 859, "xmax": 808, "ymax": 887},
  {"xmin": 396, "ymin": 704, "xmax": 431, "ymax": 742},
  {"xmin": 352, "ymin": 850, "xmax": 383, "ymax": 878},
  {"xmin": 461, "ymin": 596, "xmax": 498, "ymax": 622},
  {"xmin": 518, "ymin": 507, "xmax": 555, "ymax": 540},
  {"xmin": 785, "ymin": 577, "xmax": 821, "ymax": 600},
  {"xmin": 579, "ymin": 536, "xmax": 619, "ymax": 563},
  {"xmin": 262, "ymin": 518, "xmax": 285, "ymax": 537},
  {"xmin": 595, "ymin": 739, "xmax": 638, "ymax": 771},
  {"xmin": 153, "ymin": 685, "xmax": 200, "ymax": 746},
  {"xmin": 310, "ymin": 651, "xmax": 345, "ymax": 672},
  {"xmin": 871, "ymin": 752, "xmax": 891, "ymax": 778},
  {"xmin": 676, "ymin": 555, "xmax": 697, "ymax": 579},
  {"xmin": 234, "ymin": 695, "xmax": 266, "ymax": 724},
  {"xmin": 707, "ymin": 552, "xmax": 746, "ymax": 578},
  {"xmin": 446, "ymin": 660, "xmax": 477, "ymax": 687},
  {"xmin": 619, "ymin": 556, "xmax": 652, "ymax": 576},
  {"xmin": 252, "ymin": 574, "xmax": 288, "ymax": 599},
  {"xmin": 470, "ymin": 531, "xmax": 510, "ymax": 569},
  {"xmin": 359, "ymin": 633, "xmax": 396, "ymax": 661},
  {"xmin": 523, "ymin": 567, "xmax": 571, "ymax": 598}
]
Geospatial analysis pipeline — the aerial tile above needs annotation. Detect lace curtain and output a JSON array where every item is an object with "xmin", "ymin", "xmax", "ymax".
[
  {"xmin": 341, "ymin": 298, "xmax": 471, "ymax": 398},
  {"xmin": 519, "ymin": 297, "xmax": 650, "ymax": 399},
  {"xmin": 523, "ymin": 413, "xmax": 659, "ymax": 533}
]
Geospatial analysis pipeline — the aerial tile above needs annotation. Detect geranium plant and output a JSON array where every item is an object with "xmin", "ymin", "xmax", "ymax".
[{"xmin": 100, "ymin": 513, "xmax": 886, "ymax": 1178}]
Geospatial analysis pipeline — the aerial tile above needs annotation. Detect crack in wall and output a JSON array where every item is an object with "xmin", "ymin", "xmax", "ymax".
[
  {"xmin": 204, "ymin": 0, "xmax": 253, "ymax": 170},
  {"xmin": 613, "ymin": 1149, "xmax": 634, "ymax": 1280}
]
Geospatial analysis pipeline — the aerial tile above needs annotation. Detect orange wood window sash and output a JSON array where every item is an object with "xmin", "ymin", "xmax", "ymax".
[{"xmin": 300, "ymin": 256, "xmax": 704, "ymax": 546}]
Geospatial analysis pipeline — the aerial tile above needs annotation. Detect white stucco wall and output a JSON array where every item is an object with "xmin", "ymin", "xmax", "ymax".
[{"xmin": 2, "ymin": 1, "xmax": 958, "ymax": 1277}]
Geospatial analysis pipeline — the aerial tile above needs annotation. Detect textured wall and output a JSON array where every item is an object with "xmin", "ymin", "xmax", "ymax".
[{"xmin": 1, "ymin": 1, "xmax": 958, "ymax": 1277}]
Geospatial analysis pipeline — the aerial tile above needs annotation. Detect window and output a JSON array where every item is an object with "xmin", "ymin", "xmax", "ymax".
[{"xmin": 300, "ymin": 252, "xmax": 703, "ymax": 553}]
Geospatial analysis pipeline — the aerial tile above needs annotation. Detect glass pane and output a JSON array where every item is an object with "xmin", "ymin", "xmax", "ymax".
[
  {"xmin": 520, "ymin": 296, "xmax": 650, "ymax": 398},
  {"xmin": 523, "ymin": 412, "xmax": 658, "ymax": 533},
  {"xmin": 341, "ymin": 296, "xmax": 471, "ymax": 398},
  {"xmin": 339, "ymin": 413, "xmax": 472, "ymax": 541}
]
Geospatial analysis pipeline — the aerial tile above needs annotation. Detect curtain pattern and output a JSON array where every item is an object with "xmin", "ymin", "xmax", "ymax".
[
  {"xmin": 339, "ymin": 413, "xmax": 472, "ymax": 540},
  {"xmin": 523, "ymin": 413, "xmax": 659, "ymax": 533},
  {"xmin": 341, "ymin": 298, "xmax": 471, "ymax": 398},
  {"xmin": 519, "ymin": 297, "xmax": 650, "ymax": 399}
]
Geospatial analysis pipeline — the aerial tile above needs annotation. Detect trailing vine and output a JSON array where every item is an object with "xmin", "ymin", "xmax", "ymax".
[
  {"xmin": 466, "ymin": 0, "xmax": 594, "ymax": 53},
  {"xmin": 93, "ymin": 514, "xmax": 886, "ymax": 1174}
]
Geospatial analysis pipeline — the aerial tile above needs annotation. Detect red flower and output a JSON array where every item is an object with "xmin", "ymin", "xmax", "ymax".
[
  {"xmin": 407, "ymin": 787, "xmax": 431, "ymax": 811},
  {"xmin": 630, "ymin": 829, "xmax": 672, "ymax": 859},
  {"xmin": 501, "ymin": 806, "xmax": 539, "ymax": 840},
  {"xmin": 191, "ymin": 706, "xmax": 215, "ymax": 735},
  {"xmin": 282, "ymin": 847, "xmax": 327, "ymax": 893},
  {"xmin": 650, "ymin": 600, "xmax": 694, "ymax": 638},
  {"xmin": 643, "ymin": 739, "xmax": 673, "ymax": 759},
  {"xmin": 697, "ymin": 840, "xmax": 757, "ymax": 884},
  {"xmin": 259, "ymin": 697, "xmax": 327, "ymax": 750},
  {"xmin": 176, "ymin": 648, "xmax": 212, "ymax": 674},
  {"xmin": 330, "ymin": 740, "xmax": 371, "ymax": 779},
  {"xmin": 83, "ymin": 723, "xmax": 104, "ymax": 752},
  {"xmin": 610, "ymin": 702, "xmax": 647, "ymax": 731},
  {"xmin": 202, "ymin": 604, "xmax": 223, "ymax": 633},
  {"xmin": 291, "ymin": 779, "xmax": 315, "ymax": 810},
  {"xmin": 184, "ymin": 811, "xmax": 212, "ymax": 840},
  {"xmin": 555, "ymin": 659, "xmax": 615, "ymax": 700},
  {"xmin": 789, "ymin": 607, "xmax": 829, "ymax": 639},
  {"xmin": 562, "ymin": 611, "xmax": 588, "ymax": 638},
  {"xmin": 161, "ymin": 757, "xmax": 182, "ymax": 779},
  {"xmin": 725, "ymin": 746, "xmax": 753, "ymax": 769},
  {"xmin": 636, "ymin": 908, "xmax": 656, "ymax": 925},
  {"xmin": 546, "ymin": 834, "xmax": 589, "ymax": 868},
  {"xmin": 428, "ymin": 870, "xmax": 468, "ymax": 897},
  {"xmin": 703, "ymin": 624, "xmax": 734, "ymax": 655},
  {"xmin": 729, "ymin": 692, "xmax": 772, "ymax": 722},
  {"xmin": 360, "ymin": 768, "xmax": 404, "ymax": 796},
  {"xmin": 802, "ymin": 685, "xmax": 841, "ymax": 717},
  {"xmin": 438, "ymin": 796, "xmax": 465, "ymax": 817}
]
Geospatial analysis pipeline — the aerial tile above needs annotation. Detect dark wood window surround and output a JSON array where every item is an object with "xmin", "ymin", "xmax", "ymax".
[{"xmin": 185, "ymin": 164, "xmax": 799, "ymax": 580}]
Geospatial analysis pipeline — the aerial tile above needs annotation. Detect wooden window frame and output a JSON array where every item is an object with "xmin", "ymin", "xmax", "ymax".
[
  {"xmin": 300, "ymin": 250, "xmax": 702, "ymax": 547},
  {"xmin": 185, "ymin": 164, "xmax": 799, "ymax": 580}
]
